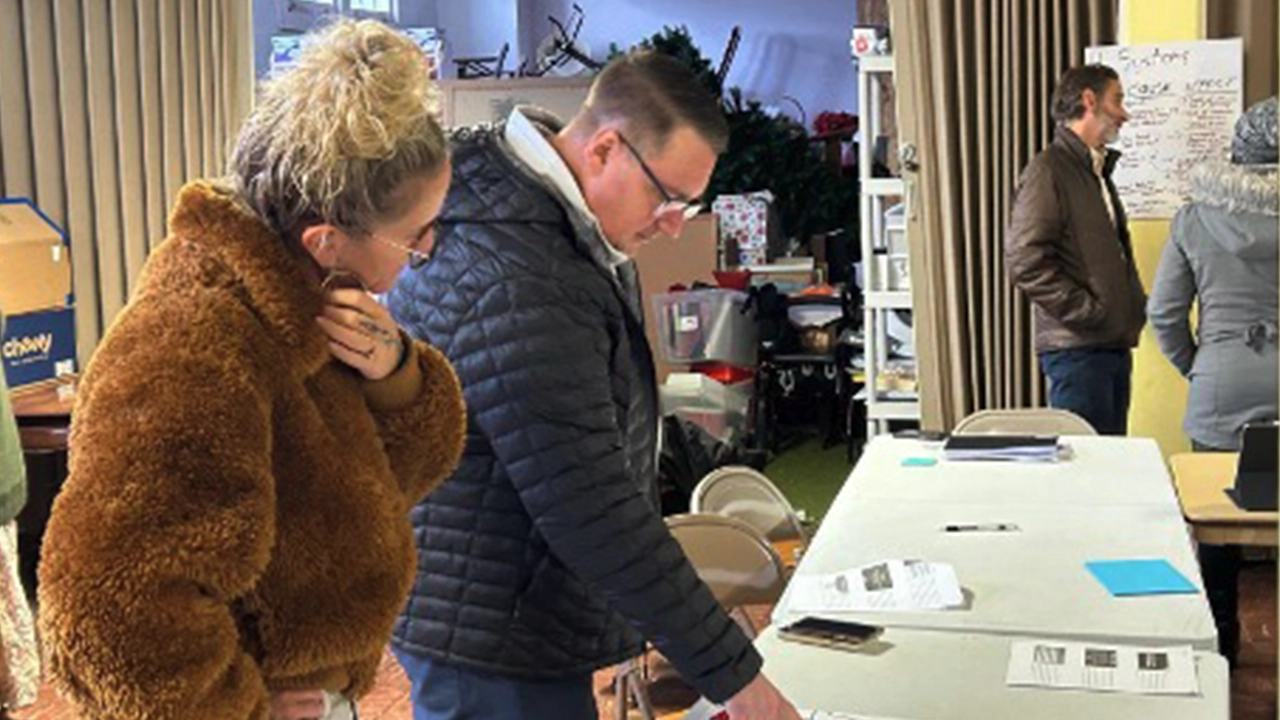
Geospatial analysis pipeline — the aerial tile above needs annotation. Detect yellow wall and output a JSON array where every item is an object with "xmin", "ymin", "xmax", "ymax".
[{"xmin": 1120, "ymin": 0, "xmax": 1204, "ymax": 457}]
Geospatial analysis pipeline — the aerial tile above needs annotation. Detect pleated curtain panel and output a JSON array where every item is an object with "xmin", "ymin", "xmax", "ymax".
[
  {"xmin": 1206, "ymin": 0, "xmax": 1279, "ymax": 107},
  {"xmin": 888, "ymin": 0, "xmax": 1118, "ymax": 432},
  {"xmin": 0, "ymin": 0, "xmax": 254, "ymax": 364}
]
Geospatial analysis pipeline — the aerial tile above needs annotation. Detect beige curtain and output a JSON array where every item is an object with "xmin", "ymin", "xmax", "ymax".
[
  {"xmin": 889, "ymin": 0, "xmax": 1118, "ymax": 432},
  {"xmin": 0, "ymin": 0, "xmax": 254, "ymax": 364},
  {"xmin": 1206, "ymin": 0, "xmax": 1279, "ymax": 105}
]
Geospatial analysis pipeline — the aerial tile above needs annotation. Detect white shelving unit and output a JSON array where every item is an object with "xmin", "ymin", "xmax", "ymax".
[{"xmin": 857, "ymin": 53, "xmax": 920, "ymax": 436}]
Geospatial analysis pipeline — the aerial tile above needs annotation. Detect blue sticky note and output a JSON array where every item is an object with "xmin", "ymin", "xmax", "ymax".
[
  {"xmin": 902, "ymin": 457, "xmax": 938, "ymax": 467},
  {"xmin": 1085, "ymin": 559, "xmax": 1198, "ymax": 596}
]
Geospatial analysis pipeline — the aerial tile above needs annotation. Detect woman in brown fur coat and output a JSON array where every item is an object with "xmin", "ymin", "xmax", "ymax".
[{"xmin": 37, "ymin": 20, "xmax": 465, "ymax": 720}]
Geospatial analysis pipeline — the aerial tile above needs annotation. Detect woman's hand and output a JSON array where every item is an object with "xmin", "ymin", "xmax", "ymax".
[
  {"xmin": 269, "ymin": 689, "xmax": 329, "ymax": 720},
  {"xmin": 316, "ymin": 288, "xmax": 405, "ymax": 380}
]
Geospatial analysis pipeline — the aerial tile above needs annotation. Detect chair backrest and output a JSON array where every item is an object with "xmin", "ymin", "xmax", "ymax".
[
  {"xmin": 952, "ymin": 408, "xmax": 1097, "ymax": 436},
  {"xmin": 666, "ymin": 513, "xmax": 788, "ymax": 607},
  {"xmin": 690, "ymin": 466, "xmax": 807, "ymax": 547}
]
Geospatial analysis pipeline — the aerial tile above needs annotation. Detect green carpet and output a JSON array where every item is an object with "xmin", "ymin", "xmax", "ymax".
[{"xmin": 763, "ymin": 438, "xmax": 857, "ymax": 526}]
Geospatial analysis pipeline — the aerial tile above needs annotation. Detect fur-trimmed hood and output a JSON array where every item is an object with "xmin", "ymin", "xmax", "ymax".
[{"xmin": 1185, "ymin": 162, "xmax": 1279, "ymax": 260}]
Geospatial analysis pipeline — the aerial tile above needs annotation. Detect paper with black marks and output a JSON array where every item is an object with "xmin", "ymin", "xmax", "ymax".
[
  {"xmin": 1007, "ymin": 640, "xmax": 1199, "ymax": 695},
  {"xmin": 787, "ymin": 560, "xmax": 964, "ymax": 613}
]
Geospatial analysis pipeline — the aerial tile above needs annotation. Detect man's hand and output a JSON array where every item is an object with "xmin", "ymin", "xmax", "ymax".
[
  {"xmin": 270, "ymin": 689, "xmax": 329, "ymax": 720},
  {"xmin": 724, "ymin": 673, "xmax": 803, "ymax": 719}
]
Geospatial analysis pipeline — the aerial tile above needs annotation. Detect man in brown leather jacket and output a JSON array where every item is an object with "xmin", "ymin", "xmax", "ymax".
[{"xmin": 1005, "ymin": 64, "xmax": 1147, "ymax": 435}]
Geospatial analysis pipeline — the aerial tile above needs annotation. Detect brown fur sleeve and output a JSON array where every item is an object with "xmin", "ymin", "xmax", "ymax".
[
  {"xmin": 37, "ymin": 303, "xmax": 276, "ymax": 720},
  {"xmin": 362, "ymin": 332, "xmax": 424, "ymax": 412},
  {"xmin": 368, "ymin": 339, "xmax": 465, "ymax": 506}
]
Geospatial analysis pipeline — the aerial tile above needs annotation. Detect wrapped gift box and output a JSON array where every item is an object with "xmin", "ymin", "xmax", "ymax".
[{"xmin": 713, "ymin": 191, "xmax": 778, "ymax": 267}]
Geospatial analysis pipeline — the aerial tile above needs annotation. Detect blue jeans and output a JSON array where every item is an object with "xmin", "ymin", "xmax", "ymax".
[
  {"xmin": 1039, "ymin": 348, "xmax": 1132, "ymax": 435},
  {"xmin": 393, "ymin": 648, "xmax": 597, "ymax": 720}
]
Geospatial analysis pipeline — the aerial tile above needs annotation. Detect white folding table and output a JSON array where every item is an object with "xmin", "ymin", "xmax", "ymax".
[
  {"xmin": 756, "ymin": 626, "xmax": 1229, "ymax": 720},
  {"xmin": 844, "ymin": 436, "xmax": 1183, "ymax": 509},
  {"xmin": 754, "ymin": 434, "xmax": 1224, "ymax": 719},
  {"xmin": 774, "ymin": 499, "xmax": 1217, "ymax": 650}
]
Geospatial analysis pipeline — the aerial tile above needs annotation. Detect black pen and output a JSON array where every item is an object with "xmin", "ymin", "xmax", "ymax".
[{"xmin": 943, "ymin": 523, "xmax": 1019, "ymax": 533}]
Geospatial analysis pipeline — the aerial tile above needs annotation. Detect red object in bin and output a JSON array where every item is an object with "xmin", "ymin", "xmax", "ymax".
[
  {"xmin": 713, "ymin": 269, "xmax": 751, "ymax": 291},
  {"xmin": 691, "ymin": 362, "xmax": 754, "ymax": 385}
]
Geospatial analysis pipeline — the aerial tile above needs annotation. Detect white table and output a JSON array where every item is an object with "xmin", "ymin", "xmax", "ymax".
[
  {"xmin": 774, "ymin": 500, "xmax": 1218, "ymax": 650},
  {"xmin": 756, "ymin": 626, "xmax": 1229, "ymax": 720},
  {"xmin": 845, "ymin": 436, "xmax": 1183, "ymax": 509}
]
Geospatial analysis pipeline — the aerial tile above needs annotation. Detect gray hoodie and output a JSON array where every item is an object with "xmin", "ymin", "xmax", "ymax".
[{"xmin": 1148, "ymin": 162, "xmax": 1279, "ymax": 449}]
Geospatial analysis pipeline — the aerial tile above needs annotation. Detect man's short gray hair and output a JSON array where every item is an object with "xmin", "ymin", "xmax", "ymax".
[{"xmin": 580, "ymin": 50, "xmax": 729, "ymax": 155}]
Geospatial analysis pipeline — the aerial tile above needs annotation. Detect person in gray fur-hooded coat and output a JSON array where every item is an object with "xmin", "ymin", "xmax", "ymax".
[{"xmin": 1148, "ymin": 96, "xmax": 1278, "ymax": 451}]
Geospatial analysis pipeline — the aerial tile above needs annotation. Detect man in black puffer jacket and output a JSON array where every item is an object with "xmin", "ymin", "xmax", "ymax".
[{"xmin": 388, "ymin": 51, "xmax": 801, "ymax": 720}]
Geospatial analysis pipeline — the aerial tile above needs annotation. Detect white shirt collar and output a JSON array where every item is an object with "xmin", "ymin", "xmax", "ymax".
[
  {"xmin": 503, "ymin": 108, "xmax": 630, "ymax": 268},
  {"xmin": 1089, "ymin": 145, "xmax": 1107, "ymax": 176}
]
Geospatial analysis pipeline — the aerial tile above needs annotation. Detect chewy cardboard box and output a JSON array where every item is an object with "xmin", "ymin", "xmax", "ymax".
[
  {"xmin": 2, "ymin": 306, "xmax": 76, "ymax": 389},
  {"xmin": 0, "ymin": 200, "xmax": 73, "ymax": 316}
]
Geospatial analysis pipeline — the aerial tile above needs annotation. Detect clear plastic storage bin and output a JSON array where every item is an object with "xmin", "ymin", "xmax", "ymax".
[
  {"xmin": 660, "ymin": 372, "xmax": 752, "ymax": 442},
  {"xmin": 652, "ymin": 289, "xmax": 757, "ymax": 367}
]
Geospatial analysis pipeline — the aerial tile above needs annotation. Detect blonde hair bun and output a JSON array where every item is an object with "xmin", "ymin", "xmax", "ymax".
[
  {"xmin": 232, "ymin": 19, "xmax": 448, "ymax": 237},
  {"xmin": 288, "ymin": 19, "xmax": 439, "ymax": 161}
]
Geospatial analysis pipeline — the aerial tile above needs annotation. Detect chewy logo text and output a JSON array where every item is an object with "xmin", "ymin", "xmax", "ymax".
[{"xmin": 2, "ymin": 333, "xmax": 53, "ymax": 360}]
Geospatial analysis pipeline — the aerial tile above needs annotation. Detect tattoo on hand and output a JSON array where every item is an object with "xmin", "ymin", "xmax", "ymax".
[{"xmin": 359, "ymin": 319, "xmax": 389, "ymax": 337}]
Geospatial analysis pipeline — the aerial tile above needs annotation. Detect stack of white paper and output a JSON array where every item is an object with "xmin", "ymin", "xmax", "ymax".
[
  {"xmin": 786, "ymin": 560, "xmax": 964, "ymax": 613},
  {"xmin": 942, "ymin": 435, "xmax": 1061, "ymax": 462},
  {"xmin": 1006, "ymin": 640, "xmax": 1200, "ymax": 695}
]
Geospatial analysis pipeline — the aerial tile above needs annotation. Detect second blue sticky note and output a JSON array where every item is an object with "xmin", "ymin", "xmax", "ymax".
[{"xmin": 1085, "ymin": 559, "xmax": 1198, "ymax": 596}]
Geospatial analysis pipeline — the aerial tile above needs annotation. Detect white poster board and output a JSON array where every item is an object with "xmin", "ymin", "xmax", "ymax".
[{"xmin": 1085, "ymin": 39, "xmax": 1242, "ymax": 218}]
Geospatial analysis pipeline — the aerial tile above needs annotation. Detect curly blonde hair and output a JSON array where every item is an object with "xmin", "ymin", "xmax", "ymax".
[{"xmin": 232, "ymin": 19, "xmax": 447, "ymax": 239}]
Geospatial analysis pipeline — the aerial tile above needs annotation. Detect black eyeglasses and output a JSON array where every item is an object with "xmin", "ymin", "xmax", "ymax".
[{"xmin": 616, "ymin": 133, "xmax": 703, "ymax": 221}]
